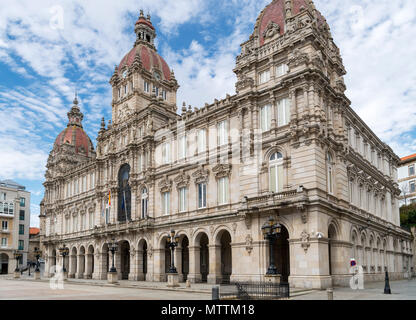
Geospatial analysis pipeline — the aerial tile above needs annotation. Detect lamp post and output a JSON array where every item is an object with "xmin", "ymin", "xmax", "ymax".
[
  {"xmin": 13, "ymin": 251, "xmax": 22, "ymax": 279},
  {"xmin": 58, "ymin": 244, "xmax": 69, "ymax": 275},
  {"xmin": 262, "ymin": 216, "xmax": 281, "ymax": 275},
  {"xmin": 167, "ymin": 230, "xmax": 180, "ymax": 274},
  {"xmin": 108, "ymin": 238, "xmax": 118, "ymax": 273},
  {"xmin": 166, "ymin": 230, "xmax": 180, "ymax": 288},
  {"xmin": 34, "ymin": 247, "xmax": 42, "ymax": 280}
]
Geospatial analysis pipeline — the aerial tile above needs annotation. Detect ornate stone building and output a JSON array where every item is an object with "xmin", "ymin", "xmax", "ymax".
[{"xmin": 40, "ymin": 1, "xmax": 413, "ymax": 289}]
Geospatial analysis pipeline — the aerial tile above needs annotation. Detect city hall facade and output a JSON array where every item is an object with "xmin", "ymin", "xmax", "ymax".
[{"xmin": 40, "ymin": 0, "xmax": 413, "ymax": 289}]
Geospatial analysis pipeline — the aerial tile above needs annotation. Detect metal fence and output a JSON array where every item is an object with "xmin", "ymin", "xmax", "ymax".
[{"xmin": 218, "ymin": 282, "xmax": 290, "ymax": 300}]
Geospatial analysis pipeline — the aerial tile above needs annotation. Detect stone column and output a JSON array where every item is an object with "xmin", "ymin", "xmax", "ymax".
[
  {"xmin": 136, "ymin": 249, "xmax": 145, "ymax": 281},
  {"xmin": 76, "ymin": 254, "xmax": 84, "ymax": 279},
  {"xmin": 115, "ymin": 251, "xmax": 122, "ymax": 280},
  {"xmin": 175, "ymin": 247, "xmax": 183, "ymax": 282},
  {"xmin": 187, "ymin": 246, "xmax": 201, "ymax": 283},
  {"xmin": 69, "ymin": 254, "xmax": 76, "ymax": 278},
  {"xmin": 129, "ymin": 250, "xmax": 137, "ymax": 281},
  {"xmin": 84, "ymin": 253, "xmax": 92, "ymax": 279},
  {"xmin": 153, "ymin": 248, "xmax": 165, "ymax": 282},
  {"xmin": 207, "ymin": 244, "xmax": 221, "ymax": 284},
  {"xmin": 93, "ymin": 252, "xmax": 100, "ymax": 280}
]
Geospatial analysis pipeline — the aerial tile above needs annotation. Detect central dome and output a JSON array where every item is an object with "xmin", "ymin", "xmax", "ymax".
[
  {"xmin": 256, "ymin": 0, "xmax": 326, "ymax": 46},
  {"xmin": 118, "ymin": 44, "xmax": 171, "ymax": 81}
]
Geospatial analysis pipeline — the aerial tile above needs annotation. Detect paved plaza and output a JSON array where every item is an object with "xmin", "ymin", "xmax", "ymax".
[{"xmin": 0, "ymin": 275, "xmax": 415, "ymax": 300}]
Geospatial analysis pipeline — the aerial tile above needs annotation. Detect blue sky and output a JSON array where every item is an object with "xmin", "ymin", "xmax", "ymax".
[{"xmin": 0, "ymin": 0, "xmax": 415, "ymax": 228}]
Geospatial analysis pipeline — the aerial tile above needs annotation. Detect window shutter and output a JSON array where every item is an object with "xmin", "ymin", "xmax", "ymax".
[
  {"xmin": 284, "ymin": 98, "xmax": 291, "ymax": 125},
  {"xmin": 278, "ymin": 101, "xmax": 284, "ymax": 127}
]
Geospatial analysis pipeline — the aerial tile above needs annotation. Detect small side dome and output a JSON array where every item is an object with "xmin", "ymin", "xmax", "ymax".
[{"xmin": 53, "ymin": 95, "xmax": 95, "ymax": 157}]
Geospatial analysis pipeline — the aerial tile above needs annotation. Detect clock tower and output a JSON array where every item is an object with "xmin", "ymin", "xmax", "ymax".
[{"xmin": 109, "ymin": 10, "xmax": 179, "ymax": 126}]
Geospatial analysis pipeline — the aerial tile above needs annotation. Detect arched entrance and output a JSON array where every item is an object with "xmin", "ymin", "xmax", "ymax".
[
  {"xmin": 181, "ymin": 236, "xmax": 189, "ymax": 282},
  {"xmin": 86, "ymin": 245, "xmax": 94, "ymax": 278},
  {"xmin": 328, "ymin": 224, "xmax": 337, "ymax": 275},
  {"xmin": 0, "ymin": 253, "xmax": 9, "ymax": 274},
  {"xmin": 273, "ymin": 225, "xmax": 290, "ymax": 282},
  {"xmin": 120, "ymin": 241, "xmax": 130, "ymax": 280},
  {"xmin": 165, "ymin": 240, "xmax": 171, "ymax": 279},
  {"xmin": 101, "ymin": 243, "xmax": 109, "ymax": 277},
  {"xmin": 218, "ymin": 230, "xmax": 232, "ymax": 284},
  {"xmin": 199, "ymin": 233, "xmax": 209, "ymax": 283},
  {"xmin": 137, "ymin": 239, "xmax": 147, "ymax": 281},
  {"xmin": 118, "ymin": 164, "xmax": 131, "ymax": 222}
]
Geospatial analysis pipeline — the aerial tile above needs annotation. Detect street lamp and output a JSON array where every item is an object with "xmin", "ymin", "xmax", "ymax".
[
  {"xmin": 108, "ymin": 238, "xmax": 118, "ymax": 273},
  {"xmin": 34, "ymin": 247, "xmax": 42, "ymax": 272},
  {"xmin": 166, "ymin": 230, "xmax": 180, "ymax": 274},
  {"xmin": 58, "ymin": 244, "xmax": 69, "ymax": 273},
  {"xmin": 262, "ymin": 216, "xmax": 281, "ymax": 275},
  {"xmin": 14, "ymin": 251, "xmax": 22, "ymax": 272}
]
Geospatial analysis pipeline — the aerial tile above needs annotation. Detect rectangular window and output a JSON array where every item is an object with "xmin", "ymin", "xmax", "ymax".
[
  {"xmin": 260, "ymin": 104, "xmax": 272, "ymax": 132},
  {"xmin": 259, "ymin": 69, "xmax": 270, "ymax": 84},
  {"xmin": 276, "ymin": 63, "xmax": 289, "ymax": 77},
  {"xmin": 91, "ymin": 172, "xmax": 95, "ymax": 189},
  {"xmin": 198, "ymin": 183, "xmax": 207, "ymax": 209},
  {"xmin": 19, "ymin": 210, "xmax": 24, "ymax": 221},
  {"xmin": 1, "ymin": 193, "xmax": 5, "ymax": 201},
  {"xmin": 3, "ymin": 203, "xmax": 8, "ymax": 215},
  {"xmin": 154, "ymin": 86, "xmax": 159, "ymax": 97},
  {"xmin": 66, "ymin": 218, "xmax": 69, "ymax": 233},
  {"xmin": 218, "ymin": 177, "xmax": 229, "ymax": 205},
  {"xmin": 178, "ymin": 135, "xmax": 187, "ymax": 160},
  {"xmin": 162, "ymin": 90, "xmax": 167, "ymax": 100},
  {"xmin": 1, "ymin": 238, "xmax": 7, "ymax": 247},
  {"xmin": 217, "ymin": 120, "xmax": 228, "ymax": 146},
  {"xmin": 1, "ymin": 221, "xmax": 7, "ymax": 230},
  {"xmin": 19, "ymin": 224, "xmax": 24, "ymax": 235},
  {"xmin": 409, "ymin": 165, "xmax": 415, "ymax": 177},
  {"xmin": 162, "ymin": 142, "xmax": 171, "ymax": 164},
  {"xmin": 18, "ymin": 240, "xmax": 24, "ymax": 250},
  {"xmin": 124, "ymin": 84, "xmax": 128, "ymax": 95},
  {"xmin": 179, "ymin": 187, "xmax": 187, "ymax": 212},
  {"xmin": 277, "ymin": 98, "xmax": 291, "ymax": 127},
  {"xmin": 410, "ymin": 181, "xmax": 416, "ymax": 193},
  {"xmin": 118, "ymin": 88, "xmax": 121, "ymax": 98},
  {"xmin": 0, "ymin": 203, "xmax": 3, "ymax": 214},
  {"xmin": 20, "ymin": 197, "xmax": 25, "ymax": 207},
  {"xmin": 89, "ymin": 212, "xmax": 93, "ymax": 229},
  {"xmin": 8, "ymin": 203, "xmax": 13, "ymax": 215},
  {"xmin": 144, "ymin": 81, "xmax": 150, "ymax": 93},
  {"xmin": 197, "ymin": 129, "xmax": 206, "ymax": 154},
  {"xmin": 162, "ymin": 192, "xmax": 170, "ymax": 215}
]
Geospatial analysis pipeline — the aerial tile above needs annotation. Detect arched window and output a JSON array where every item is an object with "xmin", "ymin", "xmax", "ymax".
[
  {"xmin": 118, "ymin": 164, "xmax": 131, "ymax": 222},
  {"xmin": 141, "ymin": 188, "xmax": 148, "ymax": 219},
  {"xmin": 269, "ymin": 152, "xmax": 283, "ymax": 193},
  {"xmin": 327, "ymin": 152, "xmax": 334, "ymax": 194}
]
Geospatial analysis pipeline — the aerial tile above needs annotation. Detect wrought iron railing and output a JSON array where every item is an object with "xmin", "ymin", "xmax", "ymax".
[{"xmin": 219, "ymin": 282, "xmax": 290, "ymax": 300}]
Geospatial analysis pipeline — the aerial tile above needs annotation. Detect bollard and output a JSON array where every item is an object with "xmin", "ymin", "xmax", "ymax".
[
  {"xmin": 384, "ymin": 271, "xmax": 391, "ymax": 294},
  {"xmin": 212, "ymin": 286, "xmax": 220, "ymax": 300},
  {"xmin": 327, "ymin": 288, "xmax": 333, "ymax": 300}
]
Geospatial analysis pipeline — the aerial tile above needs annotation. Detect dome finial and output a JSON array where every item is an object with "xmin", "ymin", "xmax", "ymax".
[
  {"xmin": 73, "ymin": 90, "xmax": 78, "ymax": 105},
  {"xmin": 140, "ymin": 9, "xmax": 144, "ymax": 18}
]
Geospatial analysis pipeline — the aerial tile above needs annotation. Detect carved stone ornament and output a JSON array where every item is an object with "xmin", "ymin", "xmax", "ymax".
[
  {"xmin": 288, "ymin": 48, "xmax": 309, "ymax": 68},
  {"xmin": 301, "ymin": 231, "xmax": 310, "ymax": 253},
  {"xmin": 262, "ymin": 21, "xmax": 280, "ymax": 40},
  {"xmin": 212, "ymin": 164, "xmax": 232, "ymax": 179},
  {"xmin": 174, "ymin": 171, "xmax": 190, "ymax": 189},
  {"xmin": 236, "ymin": 76, "xmax": 254, "ymax": 92},
  {"xmin": 298, "ymin": 204, "xmax": 307, "ymax": 224},
  {"xmin": 158, "ymin": 176, "xmax": 172, "ymax": 193},
  {"xmin": 147, "ymin": 244, "xmax": 153, "ymax": 257},
  {"xmin": 245, "ymin": 235, "xmax": 253, "ymax": 255},
  {"xmin": 192, "ymin": 167, "xmax": 210, "ymax": 184}
]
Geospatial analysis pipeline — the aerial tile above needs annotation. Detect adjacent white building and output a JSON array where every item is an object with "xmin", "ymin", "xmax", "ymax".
[
  {"xmin": 0, "ymin": 180, "xmax": 31, "ymax": 274},
  {"xmin": 398, "ymin": 154, "xmax": 416, "ymax": 206}
]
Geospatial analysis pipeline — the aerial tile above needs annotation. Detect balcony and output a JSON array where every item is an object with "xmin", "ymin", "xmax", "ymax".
[
  {"xmin": 0, "ymin": 213, "xmax": 14, "ymax": 218},
  {"xmin": 239, "ymin": 187, "xmax": 308, "ymax": 213},
  {"xmin": 0, "ymin": 229, "xmax": 10, "ymax": 234}
]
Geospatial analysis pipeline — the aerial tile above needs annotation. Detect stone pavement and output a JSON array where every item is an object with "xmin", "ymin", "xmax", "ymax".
[{"xmin": 292, "ymin": 279, "xmax": 416, "ymax": 300}]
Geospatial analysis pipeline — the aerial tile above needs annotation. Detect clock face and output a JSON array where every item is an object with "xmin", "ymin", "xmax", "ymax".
[
  {"xmin": 122, "ymin": 70, "xmax": 128, "ymax": 78},
  {"xmin": 154, "ymin": 72, "xmax": 160, "ymax": 80}
]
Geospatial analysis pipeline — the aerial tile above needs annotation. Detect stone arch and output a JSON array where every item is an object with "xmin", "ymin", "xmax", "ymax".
[
  {"xmin": 271, "ymin": 222, "xmax": 290, "ymax": 282},
  {"xmin": 213, "ymin": 225, "xmax": 233, "ymax": 245},
  {"xmin": 119, "ymin": 240, "xmax": 131, "ymax": 280},
  {"xmin": 191, "ymin": 228, "xmax": 211, "ymax": 247},
  {"xmin": 214, "ymin": 228, "xmax": 233, "ymax": 284},
  {"xmin": 137, "ymin": 238, "xmax": 148, "ymax": 280},
  {"xmin": 328, "ymin": 222, "xmax": 338, "ymax": 276},
  {"xmin": 193, "ymin": 230, "xmax": 210, "ymax": 283},
  {"xmin": 118, "ymin": 163, "xmax": 132, "ymax": 222},
  {"xmin": 264, "ymin": 146, "xmax": 288, "ymax": 163},
  {"xmin": 85, "ymin": 244, "xmax": 95, "ymax": 278}
]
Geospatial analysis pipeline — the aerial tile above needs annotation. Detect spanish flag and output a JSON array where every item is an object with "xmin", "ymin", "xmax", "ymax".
[{"xmin": 108, "ymin": 190, "xmax": 111, "ymax": 206}]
